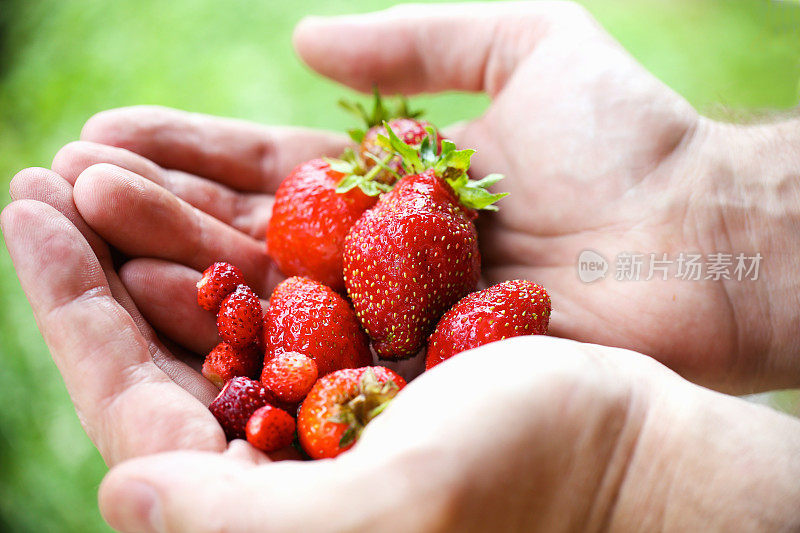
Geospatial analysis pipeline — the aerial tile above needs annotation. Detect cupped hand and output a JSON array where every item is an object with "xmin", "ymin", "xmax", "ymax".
[
  {"xmin": 4, "ymin": 3, "xmax": 800, "ymax": 531},
  {"xmin": 92, "ymin": 337, "xmax": 800, "ymax": 532}
]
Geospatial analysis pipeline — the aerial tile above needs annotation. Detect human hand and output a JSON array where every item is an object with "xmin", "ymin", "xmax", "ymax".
[
  {"xmin": 92, "ymin": 337, "xmax": 800, "ymax": 532},
  {"xmin": 4, "ymin": 3, "xmax": 800, "ymax": 531}
]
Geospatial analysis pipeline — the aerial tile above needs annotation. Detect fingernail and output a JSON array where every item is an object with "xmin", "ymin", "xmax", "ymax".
[{"xmin": 116, "ymin": 480, "xmax": 165, "ymax": 533}]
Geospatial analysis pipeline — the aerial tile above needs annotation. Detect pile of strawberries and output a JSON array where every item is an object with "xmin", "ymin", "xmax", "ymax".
[{"xmin": 199, "ymin": 92, "xmax": 552, "ymax": 459}]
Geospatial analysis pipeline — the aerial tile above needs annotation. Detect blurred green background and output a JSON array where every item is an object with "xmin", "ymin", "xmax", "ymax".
[{"xmin": 0, "ymin": 0, "xmax": 799, "ymax": 531}]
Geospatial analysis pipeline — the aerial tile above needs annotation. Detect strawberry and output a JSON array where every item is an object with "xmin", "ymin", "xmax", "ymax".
[
  {"xmin": 266, "ymin": 159, "xmax": 377, "ymax": 292},
  {"xmin": 297, "ymin": 366, "xmax": 405, "ymax": 459},
  {"xmin": 217, "ymin": 284, "xmax": 263, "ymax": 348},
  {"xmin": 263, "ymin": 277, "xmax": 373, "ymax": 376},
  {"xmin": 426, "ymin": 280, "xmax": 552, "ymax": 369},
  {"xmin": 208, "ymin": 376, "xmax": 273, "ymax": 440},
  {"xmin": 245, "ymin": 405, "xmax": 296, "ymax": 453},
  {"xmin": 196, "ymin": 261, "xmax": 245, "ymax": 311},
  {"xmin": 340, "ymin": 88, "xmax": 435, "ymax": 185},
  {"xmin": 360, "ymin": 118, "xmax": 437, "ymax": 183},
  {"xmin": 202, "ymin": 341, "xmax": 262, "ymax": 388},
  {"xmin": 343, "ymin": 127, "xmax": 508, "ymax": 359},
  {"xmin": 261, "ymin": 351, "xmax": 318, "ymax": 404}
]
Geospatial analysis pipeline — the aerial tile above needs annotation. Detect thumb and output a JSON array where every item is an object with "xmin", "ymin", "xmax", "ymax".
[
  {"xmin": 99, "ymin": 448, "xmax": 330, "ymax": 533},
  {"xmin": 293, "ymin": 1, "xmax": 597, "ymax": 97}
]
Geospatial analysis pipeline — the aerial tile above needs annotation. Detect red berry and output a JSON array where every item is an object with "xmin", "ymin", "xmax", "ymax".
[
  {"xmin": 261, "ymin": 351, "xmax": 318, "ymax": 403},
  {"xmin": 208, "ymin": 377, "xmax": 273, "ymax": 440},
  {"xmin": 197, "ymin": 262, "xmax": 245, "ymax": 311},
  {"xmin": 426, "ymin": 281, "xmax": 552, "ymax": 369},
  {"xmin": 217, "ymin": 285, "xmax": 263, "ymax": 347},
  {"xmin": 344, "ymin": 171, "xmax": 480, "ymax": 359},
  {"xmin": 263, "ymin": 277, "xmax": 372, "ymax": 376},
  {"xmin": 297, "ymin": 366, "xmax": 405, "ymax": 460},
  {"xmin": 266, "ymin": 159, "xmax": 377, "ymax": 292},
  {"xmin": 245, "ymin": 405, "xmax": 296, "ymax": 453},
  {"xmin": 202, "ymin": 342, "xmax": 262, "ymax": 388},
  {"xmin": 361, "ymin": 118, "xmax": 438, "ymax": 183}
]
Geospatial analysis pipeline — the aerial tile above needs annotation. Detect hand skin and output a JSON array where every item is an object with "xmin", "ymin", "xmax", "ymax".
[{"xmin": 3, "ymin": 2, "xmax": 800, "ymax": 532}]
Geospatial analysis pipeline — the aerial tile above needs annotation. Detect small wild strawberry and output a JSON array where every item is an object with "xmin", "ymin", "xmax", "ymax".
[
  {"xmin": 197, "ymin": 262, "xmax": 245, "ymax": 311},
  {"xmin": 209, "ymin": 377, "xmax": 273, "ymax": 440},
  {"xmin": 202, "ymin": 341, "xmax": 262, "ymax": 388},
  {"xmin": 217, "ymin": 284, "xmax": 263, "ymax": 348},
  {"xmin": 246, "ymin": 405, "xmax": 296, "ymax": 453},
  {"xmin": 261, "ymin": 351, "xmax": 318, "ymax": 404}
]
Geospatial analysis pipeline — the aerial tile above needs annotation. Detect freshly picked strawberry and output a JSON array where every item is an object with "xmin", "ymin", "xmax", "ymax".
[
  {"xmin": 343, "ymin": 126, "xmax": 508, "ymax": 359},
  {"xmin": 202, "ymin": 341, "xmax": 262, "ymax": 388},
  {"xmin": 297, "ymin": 366, "xmax": 405, "ymax": 459},
  {"xmin": 217, "ymin": 284, "xmax": 263, "ymax": 348},
  {"xmin": 261, "ymin": 351, "xmax": 318, "ymax": 404},
  {"xmin": 209, "ymin": 376, "xmax": 273, "ymax": 440},
  {"xmin": 245, "ymin": 405, "xmax": 296, "ymax": 453},
  {"xmin": 340, "ymin": 88, "xmax": 436, "ymax": 185},
  {"xmin": 197, "ymin": 261, "xmax": 245, "ymax": 311},
  {"xmin": 426, "ymin": 280, "xmax": 552, "ymax": 369},
  {"xmin": 263, "ymin": 277, "xmax": 372, "ymax": 376},
  {"xmin": 266, "ymin": 158, "xmax": 379, "ymax": 292}
]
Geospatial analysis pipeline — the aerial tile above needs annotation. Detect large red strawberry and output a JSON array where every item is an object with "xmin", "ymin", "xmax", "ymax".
[
  {"xmin": 202, "ymin": 341, "xmax": 262, "ymax": 388},
  {"xmin": 263, "ymin": 277, "xmax": 372, "ymax": 376},
  {"xmin": 196, "ymin": 262, "xmax": 246, "ymax": 311},
  {"xmin": 343, "ymin": 127, "xmax": 508, "ymax": 359},
  {"xmin": 266, "ymin": 159, "xmax": 378, "ymax": 292},
  {"xmin": 426, "ymin": 280, "xmax": 552, "ymax": 370},
  {"xmin": 217, "ymin": 284, "xmax": 263, "ymax": 348},
  {"xmin": 208, "ymin": 377, "xmax": 273, "ymax": 440},
  {"xmin": 297, "ymin": 366, "xmax": 405, "ymax": 460}
]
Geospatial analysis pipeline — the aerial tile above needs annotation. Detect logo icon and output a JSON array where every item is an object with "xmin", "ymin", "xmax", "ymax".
[{"xmin": 577, "ymin": 250, "xmax": 608, "ymax": 283}]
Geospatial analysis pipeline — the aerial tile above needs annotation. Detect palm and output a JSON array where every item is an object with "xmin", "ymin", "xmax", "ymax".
[{"xmin": 446, "ymin": 29, "xmax": 742, "ymax": 389}]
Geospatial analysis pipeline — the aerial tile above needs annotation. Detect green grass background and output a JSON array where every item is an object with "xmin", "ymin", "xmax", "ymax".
[{"xmin": 0, "ymin": 0, "xmax": 799, "ymax": 531}]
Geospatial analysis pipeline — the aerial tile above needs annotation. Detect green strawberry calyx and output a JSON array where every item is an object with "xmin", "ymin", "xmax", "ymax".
[
  {"xmin": 325, "ymin": 148, "xmax": 395, "ymax": 197},
  {"xmin": 328, "ymin": 369, "xmax": 400, "ymax": 448},
  {"xmin": 376, "ymin": 122, "xmax": 509, "ymax": 211},
  {"xmin": 339, "ymin": 86, "xmax": 423, "ymax": 144}
]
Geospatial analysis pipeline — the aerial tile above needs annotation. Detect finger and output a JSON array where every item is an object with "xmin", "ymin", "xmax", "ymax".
[
  {"xmin": 1, "ymin": 200, "xmax": 224, "ymax": 465},
  {"xmin": 79, "ymin": 105, "xmax": 349, "ymax": 192},
  {"xmin": 293, "ymin": 1, "xmax": 596, "ymax": 96},
  {"xmin": 10, "ymin": 167, "xmax": 154, "ymax": 340},
  {"xmin": 119, "ymin": 259, "xmax": 266, "ymax": 355},
  {"xmin": 73, "ymin": 163, "xmax": 279, "ymax": 296},
  {"xmin": 99, "ymin": 448, "xmax": 425, "ymax": 533},
  {"xmin": 52, "ymin": 141, "xmax": 273, "ymax": 238},
  {"xmin": 10, "ymin": 167, "xmax": 227, "ymax": 391},
  {"xmin": 10, "ymin": 167, "xmax": 114, "ymax": 264}
]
